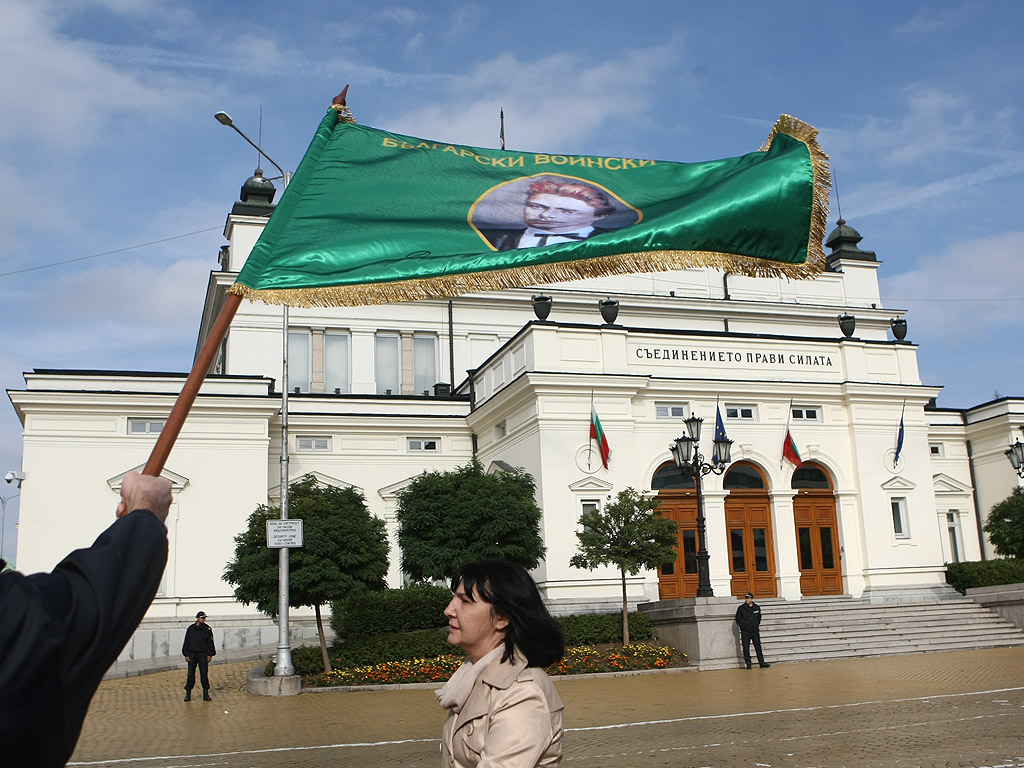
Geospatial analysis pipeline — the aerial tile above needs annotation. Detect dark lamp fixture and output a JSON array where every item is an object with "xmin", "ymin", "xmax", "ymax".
[
  {"xmin": 670, "ymin": 436, "xmax": 694, "ymax": 467},
  {"xmin": 531, "ymin": 295, "xmax": 552, "ymax": 321},
  {"xmin": 599, "ymin": 298, "xmax": 620, "ymax": 325},
  {"xmin": 684, "ymin": 414, "xmax": 703, "ymax": 441},
  {"xmin": 214, "ymin": 111, "xmax": 234, "ymax": 126},
  {"xmin": 712, "ymin": 435, "xmax": 734, "ymax": 466},
  {"xmin": 838, "ymin": 314, "xmax": 856, "ymax": 338},
  {"xmin": 890, "ymin": 317, "xmax": 908, "ymax": 341},
  {"xmin": 1007, "ymin": 427, "xmax": 1024, "ymax": 478}
]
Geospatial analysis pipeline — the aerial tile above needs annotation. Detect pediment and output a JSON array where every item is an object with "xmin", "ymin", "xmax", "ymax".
[
  {"xmin": 487, "ymin": 460, "xmax": 521, "ymax": 475},
  {"xmin": 932, "ymin": 473, "xmax": 973, "ymax": 496},
  {"xmin": 107, "ymin": 465, "xmax": 189, "ymax": 492},
  {"xmin": 568, "ymin": 476, "xmax": 614, "ymax": 493},
  {"xmin": 880, "ymin": 475, "xmax": 916, "ymax": 492},
  {"xmin": 270, "ymin": 471, "xmax": 363, "ymax": 500},
  {"xmin": 378, "ymin": 472, "xmax": 427, "ymax": 500}
]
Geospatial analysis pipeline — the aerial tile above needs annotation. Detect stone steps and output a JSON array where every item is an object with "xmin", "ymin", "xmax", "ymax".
[{"xmin": 754, "ymin": 596, "xmax": 1024, "ymax": 665}]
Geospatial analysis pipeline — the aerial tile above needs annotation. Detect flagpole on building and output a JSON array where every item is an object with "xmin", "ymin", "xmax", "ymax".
[{"xmin": 781, "ymin": 399, "xmax": 793, "ymax": 469}]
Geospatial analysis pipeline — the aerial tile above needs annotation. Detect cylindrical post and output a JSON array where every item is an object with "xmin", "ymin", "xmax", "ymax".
[
  {"xmin": 275, "ymin": 304, "xmax": 294, "ymax": 676},
  {"xmin": 694, "ymin": 465, "xmax": 714, "ymax": 597}
]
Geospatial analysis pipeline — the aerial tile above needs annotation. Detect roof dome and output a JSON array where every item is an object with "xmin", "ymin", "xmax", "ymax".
[
  {"xmin": 239, "ymin": 168, "xmax": 276, "ymax": 205},
  {"xmin": 825, "ymin": 218, "xmax": 876, "ymax": 268}
]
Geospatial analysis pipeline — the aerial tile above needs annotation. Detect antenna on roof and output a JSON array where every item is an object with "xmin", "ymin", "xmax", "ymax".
[
  {"xmin": 256, "ymin": 107, "xmax": 264, "ymax": 174},
  {"xmin": 833, "ymin": 167, "xmax": 843, "ymax": 222}
]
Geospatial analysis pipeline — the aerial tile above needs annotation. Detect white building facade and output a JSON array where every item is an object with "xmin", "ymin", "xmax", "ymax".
[{"xmin": 8, "ymin": 174, "xmax": 1024, "ymax": 647}]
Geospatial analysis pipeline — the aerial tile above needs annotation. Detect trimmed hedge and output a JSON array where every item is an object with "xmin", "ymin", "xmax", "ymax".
[
  {"xmin": 945, "ymin": 558, "xmax": 1024, "ymax": 595},
  {"xmin": 333, "ymin": 629, "xmax": 459, "ymax": 668},
  {"xmin": 330, "ymin": 585, "xmax": 451, "ymax": 638},
  {"xmin": 559, "ymin": 612, "xmax": 652, "ymax": 645}
]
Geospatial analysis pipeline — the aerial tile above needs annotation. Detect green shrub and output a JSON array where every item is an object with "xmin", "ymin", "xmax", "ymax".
[
  {"xmin": 264, "ymin": 643, "xmax": 327, "ymax": 677},
  {"xmin": 945, "ymin": 559, "xmax": 1024, "ymax": 594},
  {"xmin": 558, "ymin": 612, "xmax": 652, "ymax": 645},
  {"xmin": 330, "ymin": 585, "xmax": 451, "ymax": 638},
  {"xmin": 332, "ymin": 628, "xmax": 462, "ymax": 667}
]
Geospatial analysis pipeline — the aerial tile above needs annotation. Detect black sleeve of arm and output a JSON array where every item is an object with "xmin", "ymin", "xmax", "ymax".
[{"xmin": 0, "ymin": 509, "xmax": 168, "ymax": 764}]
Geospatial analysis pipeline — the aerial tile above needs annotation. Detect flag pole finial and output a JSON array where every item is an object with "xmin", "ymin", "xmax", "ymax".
[{"xmin": 331, "ymin": 85, "xmax": 355, "ymax": 124}]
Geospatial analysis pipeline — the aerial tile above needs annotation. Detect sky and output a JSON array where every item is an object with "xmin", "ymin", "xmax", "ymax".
[{"xmin": 1, "ymin": 0, "xmax": 1023, "ymax": 562}]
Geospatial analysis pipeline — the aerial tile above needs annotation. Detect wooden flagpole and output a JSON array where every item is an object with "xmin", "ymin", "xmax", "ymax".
[{"xmin": 143, "ymin": 292, "xmax": 243, "ymax": 476}]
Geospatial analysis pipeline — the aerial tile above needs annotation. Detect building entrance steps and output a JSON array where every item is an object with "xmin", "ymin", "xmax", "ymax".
[{"xmin": 754, "ymin": 593, "xmax": 1024, "ymax": 664}]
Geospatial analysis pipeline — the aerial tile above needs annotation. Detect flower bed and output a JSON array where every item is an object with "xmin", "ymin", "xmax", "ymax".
[{"xmin": 304, "ymin": 643, "xmax": 686, "ymax": 688}]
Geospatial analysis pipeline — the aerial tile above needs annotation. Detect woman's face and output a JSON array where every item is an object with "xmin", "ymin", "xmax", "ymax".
[{"xmin": 444, "ymin": 581, "xmax": 509, "ymax": 662}]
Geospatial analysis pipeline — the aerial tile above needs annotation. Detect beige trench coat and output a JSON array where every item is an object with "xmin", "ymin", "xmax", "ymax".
[{"xmin": 441, "ymin": 654, "xmax": 564, "ymax": 768}]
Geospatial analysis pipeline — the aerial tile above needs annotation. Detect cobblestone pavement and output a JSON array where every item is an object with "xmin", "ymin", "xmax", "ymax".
[{"xmin": 70, "ymin": 647, "xmax": 1024, "ymax": 767}]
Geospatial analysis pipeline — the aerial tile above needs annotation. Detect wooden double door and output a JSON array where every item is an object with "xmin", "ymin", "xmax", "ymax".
[
  {"xmin": 793, "ymin": 492, "xmax": 843, "ymax": 595},
  {"xmin": 724, "ymin": 491, "xmax": 778, "ymax": 598}
]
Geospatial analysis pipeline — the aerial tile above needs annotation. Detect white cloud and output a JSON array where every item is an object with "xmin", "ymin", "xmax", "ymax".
[
  {"xmin": 880, "ymin": 230, "xmax": 1024, "ymax": 344},
  {"xmin": 383, "ymin": 43, "xmax": 683, "ymax": 151}
]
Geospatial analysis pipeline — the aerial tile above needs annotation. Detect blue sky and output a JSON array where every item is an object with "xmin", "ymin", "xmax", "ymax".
[{"xmin": 2, "ymin": 0, "xmax": 1023, "ymax": 561}]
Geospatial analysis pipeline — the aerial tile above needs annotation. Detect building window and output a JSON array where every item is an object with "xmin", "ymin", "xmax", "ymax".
[
  {"xmin": 288, "ymin": 330, "xmax": 311, "ymax": 393},
  {"xmin": 929, "ymin": 443, "xmax": 944, "ymax": 457},
  {"xmin": 128, "ymin": 419, "xmax": 165, "ymax": 435},
  {"xmin": 791, "ymin": 406, "xmax": 820, "ymax": 421},
  {"xmin": 725, "ymin": 404, "xmax": 757, "ymax": 420},
  {"xmin": 375, "ymin": 333, "xmax": 400, "ymax": 395},
  {"xmin": 413, "ymin": 334, "xmax": 438, "ymax": 395},
  {"xmin": 946, "ymin": 511, "xmax": 962, "ymax": 563},
  {"xmin": 579, "ymin": 498, "xmax": 601, "ymax": 533},
  {"xmin": 890, "ymin": 497, "xmax": 910, "ymax": 539},
  {"xmin": 324, "ymin": 332, "xmax": 350, "ymax": 394},
  {"xmin": 296, "ymin": 436, "xmax": 331, "ymax": 452},
  {"xmin": 408, "ymin": 438, "xmax": 439, "ymax": 453},
  {"xmin": 655, "ymin": 402, "xmax": 686, "ymax": 419}
]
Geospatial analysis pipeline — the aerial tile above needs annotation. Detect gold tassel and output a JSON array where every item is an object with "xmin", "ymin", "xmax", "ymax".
[{"xmin": 229, "ymin": 247, "xmax": 821, "ymax": 309}]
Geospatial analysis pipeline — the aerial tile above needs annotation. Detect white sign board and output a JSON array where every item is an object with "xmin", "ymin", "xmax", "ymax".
[{"xmin": 266, "ymin": 519, "xmax": 303, "ymax": 548}]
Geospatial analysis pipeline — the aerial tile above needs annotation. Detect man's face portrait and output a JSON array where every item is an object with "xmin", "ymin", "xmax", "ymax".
[
  {"xmin": 471, "ymin": 175, "xmax": 640, "ymax": 252},
  {"xmin": 522, "ymin": 193, "xmax": 607, "ymax": 233}
]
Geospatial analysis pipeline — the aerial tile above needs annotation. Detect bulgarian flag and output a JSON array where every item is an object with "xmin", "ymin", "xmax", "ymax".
[
  {"xmin": 590, "ymin": 404, "xmax": 611, "ymax": 469},
  {"xmin": 782, "ymin": 428, "xmax": 803, "ymax": 469},
  {"xmin": 230, "ymin": 104, "xmax": 830, "ymax": 308}
]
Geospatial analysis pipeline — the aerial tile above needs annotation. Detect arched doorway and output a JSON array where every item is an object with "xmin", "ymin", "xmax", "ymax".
[
  {"xmin": 792, "ymin": 463, "xmax": 843, "ymax": 595},
  {"xmin": 724, "ymin": 462, "xmax": 777, "ymax": 598},
  {"xmin": 652, "ymin": 462, "xmax": 698, "ymax": 599}
]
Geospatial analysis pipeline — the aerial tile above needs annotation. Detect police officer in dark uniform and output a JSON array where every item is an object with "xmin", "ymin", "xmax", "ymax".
[
  {"xmin": 735, "ymin": 592, "xmax": 771, "ymax": 669},
  {"xmin": 182, "ymin": 610, "xmax": 216, "ymax": 700}
]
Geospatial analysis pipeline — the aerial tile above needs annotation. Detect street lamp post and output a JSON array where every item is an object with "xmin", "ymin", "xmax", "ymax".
[
  {"xmin": 1007, "ymin": 426, "xmax": 1024, "ymax": 479},
  {"xmin": 669, "ymin": 415, "xmax": 733, "ymax": 597},
  {"xmin": 215, "ymin": 111, "xmax": 295, "ymax": 677}
]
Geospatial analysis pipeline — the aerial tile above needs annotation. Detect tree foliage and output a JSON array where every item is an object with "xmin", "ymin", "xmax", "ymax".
[
  {"xmin": 569, "ymin": 487, "xmax": 677, "ymax": 643},
  {"xmin": 396, "ymin": 458, "xmax": 545, "ymax": 582},
  {"xmin": 223, "ymin": 475, "xmax": 389, "ymax": 670},
  {"xmin": 984, "ymin": 486, "xmax": 1024, "ymax": 559}
]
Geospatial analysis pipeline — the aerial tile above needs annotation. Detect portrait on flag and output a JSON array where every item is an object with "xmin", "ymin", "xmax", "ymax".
[{"xmin": 470, "ymin": 175, "xmax": 641, "ymax": 252}]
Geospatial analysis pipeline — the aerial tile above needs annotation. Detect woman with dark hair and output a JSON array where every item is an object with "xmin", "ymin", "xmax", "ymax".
[{"xmin": 437, "ymin": 558, "xmax": 565, "ymax": 767}]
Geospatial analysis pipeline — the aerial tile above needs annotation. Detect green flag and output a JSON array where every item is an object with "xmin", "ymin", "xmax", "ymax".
[{"xmin": 231, "ymin": 106, "xmax": 830, "ymax": 307}]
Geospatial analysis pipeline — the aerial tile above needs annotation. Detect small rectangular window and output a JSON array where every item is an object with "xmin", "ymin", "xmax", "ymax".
[
  {"xmin": 288, "ymin": 330, "xmax": 311, "ymax": 393},
  {"xmin": 579, "ymin": 498, "xmax": 601, "ymax": 533},
  {"xmin": 929, "ymin": 443, "xmax": 944, "ymax": 457},
  {"xmin": 792, "ymin": 407, "xmax": 820, "ymax": 421},
  {"xmin": 725, "ymin": 404, "xmax": 757, "ymax": 420},
  {"xmin": 655, "ymin": 402, "xmax": 686, "ymax": 419},
  {"xmin": 128, "ymin": 419, "xmax": 165, "ymax": 435},
  {"xmin": 297, "ymin": 436, "xmax": 331, "ymax": 452},
  {"xmin": 891, "ymin": 497, "xmax": 910, "ymax": 539},
  {"xmin": 408, "ymin": 438, "xmax": 439, "ymax": 452}
]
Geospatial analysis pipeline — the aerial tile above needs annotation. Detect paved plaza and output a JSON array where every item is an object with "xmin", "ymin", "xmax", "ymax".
[{"xmin": 69, "ymin": 647, "xmax": 1024, "ymax": 767}]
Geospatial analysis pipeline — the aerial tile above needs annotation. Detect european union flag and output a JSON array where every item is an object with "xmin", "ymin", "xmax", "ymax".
[{"xmin": 715, "ymin": 406, "xmax": 728, "ymax": 442}]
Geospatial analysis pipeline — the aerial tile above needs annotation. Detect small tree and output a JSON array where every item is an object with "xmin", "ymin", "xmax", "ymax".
[
  {"xmin": 984, "ymin": 486, "xmax": 1024, "ymax": 559},
  {"xmin": 397, "ymin": 458, "xmax": 545, "ymax": 582},
  {"xmin": 570, "ymin": 487, "xmax": 677, "ymax": 644},
  {"xmin": 224, "ymin": 475, "xmax": 389, "ymax": 671}
]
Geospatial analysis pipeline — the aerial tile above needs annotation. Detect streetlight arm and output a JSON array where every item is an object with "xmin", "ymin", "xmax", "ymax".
[{"xmin": 214, "ymin": 112, "xmax": 288, "ymax": 180}]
